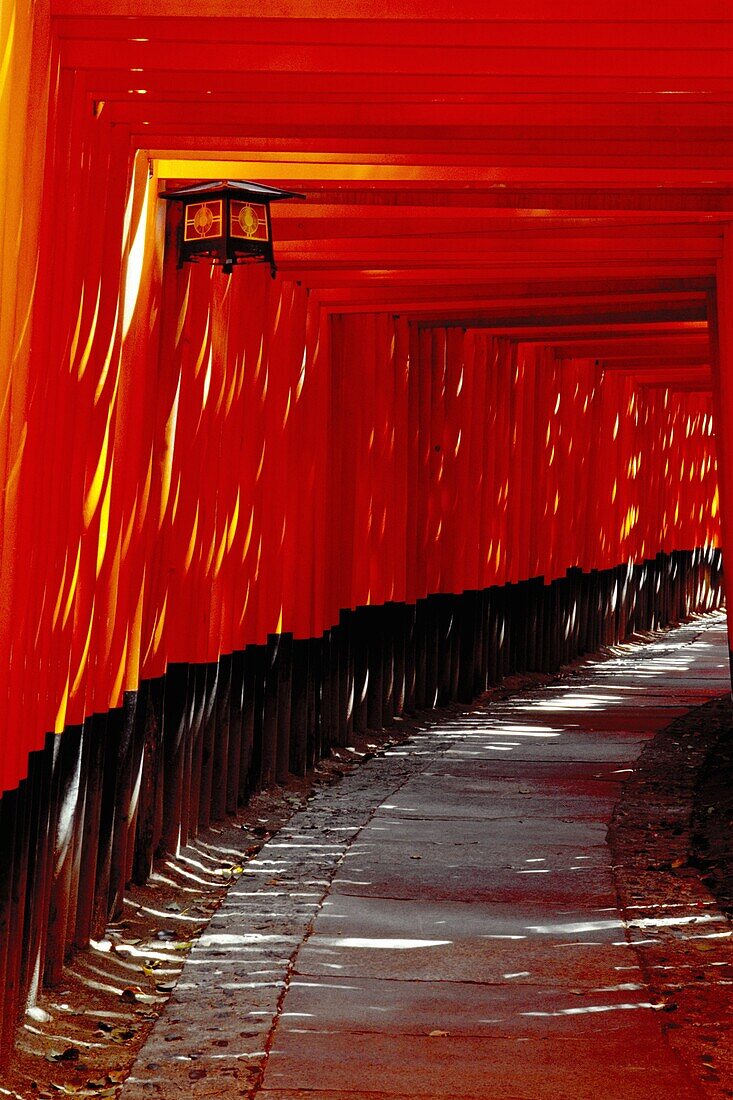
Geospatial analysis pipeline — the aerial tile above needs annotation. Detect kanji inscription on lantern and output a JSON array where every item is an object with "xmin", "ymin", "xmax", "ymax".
[
  {"xmin": 231, "ymin": 201, "xmax": 269, "ymax": 241},
  {"xmin": 184, "ymin": 200, "xmax": 223, "ymax": 241}
]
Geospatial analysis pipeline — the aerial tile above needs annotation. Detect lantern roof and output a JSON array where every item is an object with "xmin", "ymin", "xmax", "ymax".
[{"xmin": 159, "ymin": 179, "xmax": 304, "ymax": 203}]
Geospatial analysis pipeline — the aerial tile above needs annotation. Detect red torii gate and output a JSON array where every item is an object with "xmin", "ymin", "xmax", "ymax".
[{"xmin": 0, "ymin": 0, "xmax": 730, "ymax": 1056}]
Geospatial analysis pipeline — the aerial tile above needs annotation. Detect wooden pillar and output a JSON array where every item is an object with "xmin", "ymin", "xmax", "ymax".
[
  {"xmin": 392, "ymin": 603, "xmax": 407, "ymax": 718},
  {"xmin": 403, "ymin": 602, "xmax": 417, "ymax": 713},
  {"xmin": 197, "ymin": 662, "xmax": 219, "ymax": 829},
  {"xmin": 711, "ymin": 235, "xmax": 733, "ymax": 681},
  {"xmin": 437, "ymin": 594, "xmax": 453, "ymax": 706},
  {"xmin": 188, "ymin": 664, "xmax": 208, "ymax": 835},
  {"xmin": 73, "ymin": 717, "xmax": 102, "ymax": 947},
  {"xmin": 381, "ymin": 603, "xmax": 396, "ymax": 726},
  {"xmin": 161, "ymin": 664, "xmax": 188, "ymax": 851},
  {"xmin": 457, "ymin": 591, "xmax": 476, "ymax": 703},
  {"xmin": 261, "ymin": 634, "xmax": 281, "ymax": 789},
  {"xmin": 227, "ymin": 651, "xmax": 246, "ymax": 813},
  {"xmin": 133, "ymin": 677, "xmax": 165, "ymax": 885},
  {"xmin": 276, "ymin": 634, "xmax": 293, "ymax": 784},
  {"xmin": 290, "ymin": 639, "xmax": 310, "ymax": 776},
  {"xmin": 338, "ymin": 609, "xmax": 355, "ymax": 745},
  {"xmin": 91, "ymin": 710, "xmax": 123, "ymax": 939},
  {"xmin": 212, "ymin": 652, "xmax": 233, "ymax": 818},
  {"xmin": 367, "ymin": 609, "xmax": 384, "ymax": 730},
  {"xmin": 307, "ymin": 636, "xmax": 322, "ymax": 768},
  {"xmin": 0, "ymin": 789, "xmax": 18, "ymax": 1062},
  {"xmin": 352, "ymin": 607, "xmax": 369, "ymax": 732},
  {"xmin": 108, "ymin": 691, "xmax": 138, "ymax": 919}
]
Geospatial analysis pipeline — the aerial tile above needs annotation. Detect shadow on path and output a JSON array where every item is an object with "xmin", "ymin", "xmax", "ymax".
[{"xmin": 120, "ymin": 613, "xmax": 731, "ymax": 1100}]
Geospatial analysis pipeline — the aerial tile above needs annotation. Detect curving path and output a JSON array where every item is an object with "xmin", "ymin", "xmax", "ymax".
[{"xmin": 122, "ymin": 613, "xmax": 730, "ymax": 1100}]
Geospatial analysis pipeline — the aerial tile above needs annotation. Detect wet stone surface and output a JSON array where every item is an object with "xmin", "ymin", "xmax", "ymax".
[
  {"xmin": 119, "ymin": 613, "xmax": 733, "ymax": 1099},
  {"xmin": 120, "ymin": 724, "xmax": 463, "ymax": 1097}
]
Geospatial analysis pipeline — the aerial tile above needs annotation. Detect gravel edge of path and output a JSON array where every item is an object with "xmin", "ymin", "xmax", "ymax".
[{"xmin": 609, "ymin": 691, "xmax": 733, "ymax": 1099}]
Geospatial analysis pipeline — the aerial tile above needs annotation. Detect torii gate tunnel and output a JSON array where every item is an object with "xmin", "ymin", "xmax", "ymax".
[{"xmin": 1, "ymin": 0, "xmax": 732, "ymax": 1055}]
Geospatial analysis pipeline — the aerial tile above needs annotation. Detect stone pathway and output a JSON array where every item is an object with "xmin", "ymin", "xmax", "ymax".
[{"xmin": 121, "ymin": 613, "xmax": 731, "ymax": 1100}]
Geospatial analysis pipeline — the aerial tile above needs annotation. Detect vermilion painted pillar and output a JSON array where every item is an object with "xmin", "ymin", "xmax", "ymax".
[{"xmin": 711, "ymin": 225, "xmax": 733, "ymax": 676}]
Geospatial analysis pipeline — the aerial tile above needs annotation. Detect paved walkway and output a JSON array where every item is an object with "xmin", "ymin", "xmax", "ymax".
[{"xmin": 123, "ymin": 613, "xmax": 731, "ymax": 1100}]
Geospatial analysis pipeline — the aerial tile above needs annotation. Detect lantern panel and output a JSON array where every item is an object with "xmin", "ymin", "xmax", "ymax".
[
  {"xmin": 230, "ymin": 200, "xmax": 269, "ymax": 243},
  {"xmin": 184, "ymin": 199, "xmax": 223, "ymax": 242}
]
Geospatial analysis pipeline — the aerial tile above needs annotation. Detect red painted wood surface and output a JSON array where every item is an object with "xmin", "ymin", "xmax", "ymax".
[{"xmin": 1, "ymin": 4, "xmax": 731, "ymax": 796}]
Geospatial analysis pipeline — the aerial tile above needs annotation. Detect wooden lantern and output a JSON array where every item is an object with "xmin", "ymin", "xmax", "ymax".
[{"xmin": 159, "ymin": 179, "xmax": 303, "ymax": 276}]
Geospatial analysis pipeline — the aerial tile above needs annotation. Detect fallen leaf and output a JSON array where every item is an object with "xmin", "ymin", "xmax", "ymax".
[
  {"xmin": 428, "ymin": 1029, "xmax": 449, "ymax": 1037},
  {"xmin": 109, "ymin": 1027, "xmax": 137, "ymax": 1043},
  {"xmin": 46, "ymin": 1046, "xmax": 80, "ymax": 1063},
  {"xmin": 120, "ymin": 986, "xmax": 142, "ymax": 1003}
]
